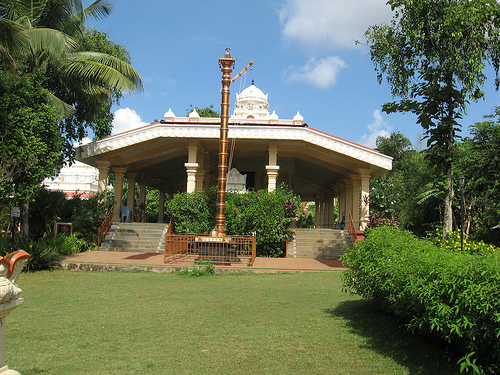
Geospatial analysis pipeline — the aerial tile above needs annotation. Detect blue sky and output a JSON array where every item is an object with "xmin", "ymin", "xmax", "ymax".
[{"xmin": 86, "ymin": 0, "xmax": 500, "ymax": 149}]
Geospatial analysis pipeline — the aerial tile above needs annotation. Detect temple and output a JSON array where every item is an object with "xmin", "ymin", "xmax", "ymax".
[{"xmin": 75, "ymin": 82, "xmax": 392, "ymax": 230}]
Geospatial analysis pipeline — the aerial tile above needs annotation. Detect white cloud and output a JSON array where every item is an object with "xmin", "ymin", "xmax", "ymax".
[
  {"xmin": 359, "ymin": 109, "xmax": 391, "ymax": 148},
  {"xmin": 279, "ymin": 0, "xmax": 393, "ymax": 51},
  {"xmin": 111, "ymin": 108, "xmax": 148, "ymax": 135},
  {"xmin": 284, "ymin": 56, "xmax": 348, "ymax": 89}
]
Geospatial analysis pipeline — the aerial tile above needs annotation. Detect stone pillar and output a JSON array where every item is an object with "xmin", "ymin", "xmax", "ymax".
[
  {"xmin": 338, "ymin": 184, "xmax": 346, "ymax": 228},
  {"xmin": 358, "ymin": 168, "xmax": 372, "ymax": 230},
  {"xmin": 96, "ymin": 160, "xmax": 111, "ymax": 193},
  {"xmin": 315, "ymin": 199, "xmax": 320, "ymax": 228},
  {"xmin": 326, "ymin": 195, "xmax": 334, "ymax": 229},
  {"xmin": 113, "ymin": 166, "xmax": 126, "ymax": 222},
  {"xmin": 158, "ymin": 185, "xmax": 166, "ymax": 223},
  {"xmin": 196, "ymin": 149, "xmax": 205, "ymax": 191},
  {"xmin": 344, "ymin": 179, "xmax": 353, "ymax": 228},
  {"xmin": 126, "ymin": 172, "xmax": 137, "ymax": 221},
  {"xmin": 351, "ymin": 174, "xmax": 361, "ymax": 230},
  {"xmin": 266, "ymin": 143, "xmax": 279, "ymax": 192},
  {"xmin": 138, "ymin": 178, "xmax": 147, "ymax": 222},
  {"xmin": 0, "ymin": 299, "xmax": 24, "ymax": 375},
  {"xmin": 185, "ymin": 142, "xmax": 199, "ymax": 193}
]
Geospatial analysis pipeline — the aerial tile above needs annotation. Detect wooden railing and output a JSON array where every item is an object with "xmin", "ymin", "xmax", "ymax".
[
  {"xmin": 97, "ymin": 209, "xmax": 114, "ymax": 247},
  {"xmin": 164, "ymin": 233, "xmax": 256, "ymax": 267},
  {"xmin": 349, "ymin": 212, "xmax": 365, "ymax": 246}
]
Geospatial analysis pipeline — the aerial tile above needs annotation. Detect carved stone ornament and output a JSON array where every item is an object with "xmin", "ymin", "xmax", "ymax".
[{"xmin": 0, "ymin": 250, "xmax": 31, "ymax": 304}]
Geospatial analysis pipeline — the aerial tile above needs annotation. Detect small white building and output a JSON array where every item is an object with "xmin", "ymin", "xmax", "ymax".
[{"xmin": 44, "ymin": 160, "xmax": 99, "ymax": 198}]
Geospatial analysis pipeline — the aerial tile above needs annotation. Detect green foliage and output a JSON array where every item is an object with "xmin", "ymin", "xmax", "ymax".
[
  {"xmin": 366, "ymin": 0, "xmax": 500, "ymax": 235},
  {"xmin": 178, "ymin": 259, "xmax": 216, "ymax": 277},
  {"xmin": 167, "ymin": 185, "xmax": 300, "ymax": 257},
  {"xmin": 28, "ymin": 188, "xmax": 114, "ymax": 248},
  {"xmin": 371, "ymin": 133, "xmax": 442, "ymax": 235},
  {"xmin": 342, "ymin": 226, "xmax": 500, "ymax": 374},
  {"xmin": 456, "ymin": 110, "xmax": 500, "ymax": 246},
  {"xmin": 429, "ymin": 229, "xmax": 497, "ymax": 256},
  {"xmin": 0, "ymin": 68, "xmax": 61, "ymax": 209},
  {"xmin": 186, "ymin": 104, "xmax": 220, "ymax": 118}
]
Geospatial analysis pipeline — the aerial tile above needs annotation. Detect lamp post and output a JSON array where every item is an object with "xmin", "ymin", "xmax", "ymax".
[{"xmin": 458, "ymin": 173, "xmax": 465, "ymax": 252}]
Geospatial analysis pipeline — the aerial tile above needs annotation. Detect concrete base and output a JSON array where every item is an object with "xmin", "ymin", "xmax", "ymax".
[
  {"xmin": 0, "ymin": 365, "xmax": 20, "ymax": 374},
  {"xmin": 0, "ymin": 299, "xmax": 24, "ymax": 375}
]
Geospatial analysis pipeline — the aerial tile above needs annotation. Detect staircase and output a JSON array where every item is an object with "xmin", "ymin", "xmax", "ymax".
[
  {"xmin": 99, "ymin": 222, "xmax": 169, "ymax": 253},
  {"xmin": 287, "ymin": 228, "xmax": 351, "ymax": 259}
]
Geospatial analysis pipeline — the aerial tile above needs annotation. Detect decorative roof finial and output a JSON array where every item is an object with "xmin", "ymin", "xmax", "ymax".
[
  {"xmin": 224, "ymin": 47, "xmax": 231, "ymax": 58},
  {"xmin": 251, "ymin": 79, "xmax": 255, "ymax": 85}
]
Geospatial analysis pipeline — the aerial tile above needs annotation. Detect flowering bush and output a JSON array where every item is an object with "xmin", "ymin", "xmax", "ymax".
[
  {"xmin": 429, "ymin": 228, "xmax": 497, "ymax": 255},
  {"xmin": 167, "ymin": 184, "xmax": 300, "ymax": 257}
]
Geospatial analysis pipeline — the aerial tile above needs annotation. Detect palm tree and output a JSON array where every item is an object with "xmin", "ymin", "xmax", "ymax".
[{"xmin": 0, "ymin": 0, "xmax": 143, "ymax": 119}]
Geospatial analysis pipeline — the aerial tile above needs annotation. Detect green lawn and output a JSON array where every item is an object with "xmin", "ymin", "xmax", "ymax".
[{"xmin": 7, "ymin": 271, "xmax": 458, "ymax": 374}]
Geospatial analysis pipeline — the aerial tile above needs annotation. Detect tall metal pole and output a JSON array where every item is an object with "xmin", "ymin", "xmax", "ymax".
[{"xmin": 215, "ymin": 47, "xmax": 235, "ymax": 236}]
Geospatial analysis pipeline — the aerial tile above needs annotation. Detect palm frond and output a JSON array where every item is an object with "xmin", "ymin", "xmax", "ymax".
[
  {"xmin": 25, "ymin": 27, "xmax": 76, "ymax": 61},
  {"xmin": 62, "ymin": 51, "xmax": 144, "ymax": 93},
  {"xmin": 45, "ymin": 90, "xmax": 76, "ymax": 120}
]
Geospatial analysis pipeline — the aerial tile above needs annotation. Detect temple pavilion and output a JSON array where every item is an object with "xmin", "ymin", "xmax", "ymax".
[{"xmin": 75, "ymin": 82, "xmax": 392, "ymax": 231}]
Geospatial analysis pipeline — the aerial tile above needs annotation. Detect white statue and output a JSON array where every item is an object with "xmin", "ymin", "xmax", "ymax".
[{"xmin": 0, "ymin": 250, "xmax": 31, "ymax": 304}]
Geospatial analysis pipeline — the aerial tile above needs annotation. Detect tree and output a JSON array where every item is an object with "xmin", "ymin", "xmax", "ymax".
[
  {"xmin": 186, "ymin": 104, "xmax": 220, "ymax": 118},
  {"xmin": 0, "ymin": 67, "xmax": 61, "ymax": 209},
  {"xmin": 0, "ymin": 0, "xmax": 143, "ymax": 125},
  {"xmin": 366, "ymin": 0, "xmax": 500, "ymax": 236},
  {"xmin": 457, "ymin": 108, "xmax": 500, "ymax": 245}
]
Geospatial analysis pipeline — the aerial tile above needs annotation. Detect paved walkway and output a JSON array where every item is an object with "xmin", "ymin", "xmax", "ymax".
[{"xmin": 61, "ymin": 251, "xmax": 346, "ymax": 273}]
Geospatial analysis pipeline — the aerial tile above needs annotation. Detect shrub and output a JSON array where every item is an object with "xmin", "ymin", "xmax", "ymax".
[
  {"xmin": 429, "ymin": 228, "xmax": 497, "ymax": 256},
  {"xmin": 342, "ymin": 226, "xmax": 500, "ymax": 374},
  {"xmin": 167, "ymin": 185, "xmax": 300, "ymax": 257},
  {"xmin": 178, "ymin": 259, "xmax": 216, "ymax": 277}
]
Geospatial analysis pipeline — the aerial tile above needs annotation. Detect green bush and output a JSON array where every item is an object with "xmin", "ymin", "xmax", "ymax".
[
  {"xmin": 167, "ymin": 185, "xmax": 300, "ymax": 257},
  {"xmin": 429, "ymin": 228, "xmax": 497, "ymax": 256},
  {"xmin": 342, "ymin": 226, "xmax": 500, "ymax": 374}
]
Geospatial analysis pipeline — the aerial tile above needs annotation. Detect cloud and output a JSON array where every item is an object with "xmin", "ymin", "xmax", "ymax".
[
  {"xmin": 112, "ymin": 108, "xmax": 148, "ymax": 135},
  {"xmin": 359, "ymin": 109, "xmax": 392, "ymax": 148},
  {"xmin": 279, "ymin": 0, "xmax": 393, "ymax": 51},
  {"xmin": 284, "ymin": 56, "xmax": 348, "ymax": 89}
]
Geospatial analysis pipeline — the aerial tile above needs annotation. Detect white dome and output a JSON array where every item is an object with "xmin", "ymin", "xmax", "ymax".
[
  {"xmin": 293, "ymin": 111, "xmax": 304, "ymax": 122},
  {"xmin": 232, "ymin": 81, "xmax": 270, "ymax": 119},
  {"xmin": 188, "ymin": 109, "xmax": 200, "ymax": 118},
  {"xmin": 164, "ymin": 108, "xmax": 175, "ymax": 118}
]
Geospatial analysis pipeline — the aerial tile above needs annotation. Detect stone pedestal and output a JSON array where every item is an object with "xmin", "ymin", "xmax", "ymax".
[{"xmin": 0, "ymin": 298, "xmax": 23, "ymax": 375}]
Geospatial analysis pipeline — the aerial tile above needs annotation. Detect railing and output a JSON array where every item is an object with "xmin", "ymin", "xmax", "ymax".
[
  {"xmin": 97, "ymin": 208, "xmax": 114, "ymax": 247},
  {"xmin": 164, "ymin": 233, "xmax": 256, "ymax": 267},
  {"xmin": 349, "ymin": 212, "xmax": 365, "ymax": 246}
]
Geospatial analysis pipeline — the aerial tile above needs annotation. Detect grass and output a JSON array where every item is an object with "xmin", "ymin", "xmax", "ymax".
[{"xmin": 6, "ymin": 271, "xmax": 459, "ymax": 374}]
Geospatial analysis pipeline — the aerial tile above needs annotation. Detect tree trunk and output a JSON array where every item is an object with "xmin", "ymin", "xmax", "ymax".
[{"xmin": 443, "ymin": 164, "xmax": 453, "ymax": 238}]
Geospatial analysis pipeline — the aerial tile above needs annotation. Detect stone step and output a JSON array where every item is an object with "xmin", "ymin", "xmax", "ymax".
[{"xmin": 99, "ymin": 222, "xmax": 168, "ymax": 253}]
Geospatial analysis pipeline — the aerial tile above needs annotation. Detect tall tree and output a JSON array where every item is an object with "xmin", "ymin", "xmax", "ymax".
[{"xmin": 365, "ymin": 0, "xmax": 500, "ymax": 236}]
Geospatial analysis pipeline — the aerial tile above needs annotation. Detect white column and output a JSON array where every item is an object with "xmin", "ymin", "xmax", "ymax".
[
  {"xmin": 126, "ymin": 172, "xmax": 136, "ymax": 221},
  {"xmin": 344, "ymin": 179, "xmax": 353, "ymax": 228},
  {"xmin": 351, "ymin": 174, "xmax": 361, "ymax": 230},
  {"xmin": 185, "ymin": 142, "xmax": 199, "ymax": 193},
  {"xmin": 358, "ymin": 168, "xmax": 372, "ymax": 230},
  {"xmin": 266, "ymin": 143, "xmax": 279, "ymax": 191},
  {"xmin": 139, "ymin": 178, "xmax": 147, "ymax": 222},
  {"xmin": 196, "ymin": 149, "xmax": 205, "ymax": 191},
  {"xmin": 0, "ymin": 299, "xmax": 24, "ymax": 375},
  {"xmin": 314, "ymin": 199, "xmax": 320, "ymax": 228},
  {"xmin": 96, "ymin": 160, "xmax": 111, "ymax": 193},
  {"xmin": 158, "ymin": 185, "xmax": 166, "ymax": 223},
  {"xmin": 112, "ymin": 166, "xmax": 126, "ymax": 222},
  {"xmin": 338, "ymin": 184, "xmax": 346, "ymax": 228}
]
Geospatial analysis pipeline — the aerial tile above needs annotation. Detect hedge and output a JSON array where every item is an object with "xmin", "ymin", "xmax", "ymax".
[
  {"xmin": 341, "ymin": 226, "xmax": 500, "ymax": 374},
  {"xmin": 167, "ymin": 185, "xmax": 299, "ymax": 257}
]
